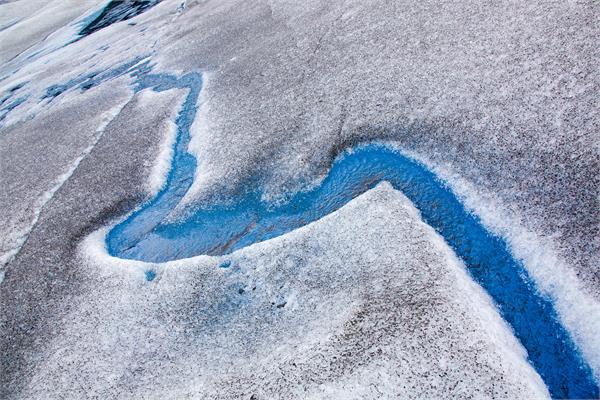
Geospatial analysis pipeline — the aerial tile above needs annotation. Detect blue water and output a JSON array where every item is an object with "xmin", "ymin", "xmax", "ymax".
[
  {"xmin": 144, "ymin": 269, "xmax": 157, "ymax": 281},
  {"xmin": 40, "ymin": 57, "xmax": 598, "ymax": 398},
  {"xmin": 42, "ymin": 57, "xmax": 146, "ymax": 101}
]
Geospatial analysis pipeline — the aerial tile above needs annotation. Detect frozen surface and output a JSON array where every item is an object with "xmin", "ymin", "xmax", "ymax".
[
  {"xmin": 0, "ymin": 79, "xmax": 132, "ymax": 273},
  {"xmin": 0, "ymin": 0, "xmax": 104, "ymax": 65},
  {"xmin": 20, "ymin": 184, "xmax": 551, "ymax": 399},
  {"xmin": 0, "ymin": 0, "xmax": 599, "ymax": 398},
  {"xmin": 174, "ymin": 0, "xmax": 600, "ymax": 291},
  {"xmin": 78, "ymin": 0, "xmax": 163, "ymax": 37}
]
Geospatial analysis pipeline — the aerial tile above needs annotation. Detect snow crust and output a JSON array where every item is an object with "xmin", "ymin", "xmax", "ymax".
[
  {"xmin": 0, "ymin": 0, "xmax": 598, "ymax": 397},
  {"xmin": 0, "ymin": 86, "xmax": 132, "ymax": 281},
  {"xmin": 23, "ymin": 183, "xmax": 546, "ymax": 399},
  {"xmin": 402, "ymin": 148, "xmax": 600, "ymax": 382}
]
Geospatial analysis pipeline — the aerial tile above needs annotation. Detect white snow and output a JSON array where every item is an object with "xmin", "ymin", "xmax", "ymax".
[
  {"xmin": 134, "ymin": 88, "xmax": 185, "ymax": 197},
  {"xmin": 400, "ymin": 144, "xmax": 600, "ymax": 382},
  {"xmin": 0, "ymin": 0, "xmax": 105, "ymax": 65},
  {"xmin": 56, "ymin": 182, "xmax": 549, "ymax": 399},
  {"xmin": 146, "ymin": 119, "xmax": 177, "ymax": 195},
  {"xmin": 1, "ymin": 0, "xmax": 597, "ymax": 396}
]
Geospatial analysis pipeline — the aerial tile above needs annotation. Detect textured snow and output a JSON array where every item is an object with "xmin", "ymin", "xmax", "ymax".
[
  {"xmin": 0, "ymin": 80, "xmax": 133, "ymax": 277},
  {"xmin": 21, "ymin": 183, "xmax": 546, "ymax": 399},
  {"xmin": 0, "ymin": 0, "xmax": 598, "ymax": 397},
  {"xmin": 135, "ymin": 88, "xmax": 186, "ymax": 197},
  {"xmin": 0, "ymin": 0, "xmax": 104, "ymax": 65},
  {"xmin": 400, "ymin": 146, "xmax": 600, "ymax": 381}
]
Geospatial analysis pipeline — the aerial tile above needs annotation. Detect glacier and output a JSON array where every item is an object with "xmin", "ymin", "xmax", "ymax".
[{"xmin": 1, "ymin": 0, "xmax": 599, "ymax": 398}]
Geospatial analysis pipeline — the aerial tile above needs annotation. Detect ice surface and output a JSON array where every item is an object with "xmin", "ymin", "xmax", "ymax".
[
  {"xmin": 166, "ymin": 0, "xmax": 599, "ymax": 293},
  {"xmin": 0, "ymin": 0, "xmax": 598, "ymax": 397},
  {"xmin": 404, "ymin": 148, "xmax": 600, "ymax": 384},
  {"xmin": 0, "ymin": 79, "xmax": 133, "ymax": 275},
  {"xmin": 139, "ymin": 89, "xmax": 184, "ymax": 196},
  {"xmin": 0, "ymin": 0, "xmax": 105, "ymax": 65},
  {"xmin": 22, "ymin": 183, "xmax": 548, "ymax": 399}
]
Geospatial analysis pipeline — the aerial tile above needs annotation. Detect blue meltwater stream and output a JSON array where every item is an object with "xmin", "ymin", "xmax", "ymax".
[{"xmin": 46, "ymin": 58, "xmax": 597, "ymax": 398}]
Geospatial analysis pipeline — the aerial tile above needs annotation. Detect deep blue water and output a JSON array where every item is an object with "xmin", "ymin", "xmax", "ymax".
[{"xmin": 40, "ymin": 58, "xmax": 598, "ymax": 398}]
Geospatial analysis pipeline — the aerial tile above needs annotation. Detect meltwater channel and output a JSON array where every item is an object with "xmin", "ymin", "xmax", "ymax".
[{"xmin": 43, "ymin": 57, "xmax": 597, "ymax": 398}]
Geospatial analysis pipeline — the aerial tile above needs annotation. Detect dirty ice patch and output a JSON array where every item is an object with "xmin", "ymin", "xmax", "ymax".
[
  {"xmin": 0, "ymin": 97, "xmax": 131, "ymax": 284},
  {"xmin": 0, "ymin": 0, "xmax": 106, "ymax": 65}
]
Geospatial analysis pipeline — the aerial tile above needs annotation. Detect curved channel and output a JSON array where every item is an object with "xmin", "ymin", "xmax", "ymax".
[{"xmin": 63, "ymin": 61, "xmax": 599, "ymax": 398}]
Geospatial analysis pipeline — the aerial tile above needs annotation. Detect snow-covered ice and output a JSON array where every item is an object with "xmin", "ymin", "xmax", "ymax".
[
  {"xmin": 0, "ymin": 0, "xmax": 598, "ymax": 398},
  {"xmin": 30, "ymin": 183, "xmax": 549, "ymax": 399}
]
